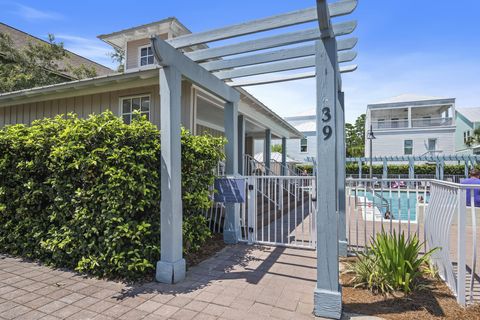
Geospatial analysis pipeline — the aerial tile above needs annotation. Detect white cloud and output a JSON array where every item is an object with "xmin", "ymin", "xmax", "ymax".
[
  {"xmin": 54, "ymin": 34, "xmax": 115, "ymax": 69},
  {"xmin": 13, "ymin": 4, "xmax": 63, "ymax": 20}
]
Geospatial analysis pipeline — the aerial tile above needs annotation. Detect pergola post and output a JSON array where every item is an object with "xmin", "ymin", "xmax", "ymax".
[
  {"xmin": 358, "ymin": 159, "xmax": 362, "ymax": 178},
  {"xmin": 337, "ymin": 91, "xmax": 347, "ymax": 257},
  {"xmin": 156, "ymin": 66, "xmax": 186, "ymax": 284},
  {"xmin": 281, "ymin": 137, "xmax": 287, "ymax": 176},
  {"xmin": 409, "ymin": 157, "xmax": 415, "ymax": 180},
  {"xmin": 238, "ymin": 115, "xmax": 246, "ymax": 175},
  {"xmin": 382, "ymin": 159, "xmax": 388, "ymax": 180},
  {"xmin": 314, "ymin": 36, "xmax": 342, "ymax": 319},
  {"xmin": 264, "ymin": 129, "xmax": 272, "ymax": 174},
  {"xmin": 224, "ymin": 101, "xmax": 241, "ymax": 244}
]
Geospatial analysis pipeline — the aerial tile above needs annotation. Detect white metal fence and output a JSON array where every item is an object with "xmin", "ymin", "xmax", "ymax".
[
  {"xmin": 346, "ymin": 178, "xmax": 480, "ymax": 305},
  {"xmin": 242, "ymin": 176, "xmax": 316, "ymax": 248},
  {"xmin": 204, "ymin": 175, "xmax": 316, "ymax": 249},
  {"xmin": 346, "ymin": 178, "xmax": 430, "ymax": 252},
  {"xmin": 425, "ymin": 180, "xmax": 479, "ymax": 305}
]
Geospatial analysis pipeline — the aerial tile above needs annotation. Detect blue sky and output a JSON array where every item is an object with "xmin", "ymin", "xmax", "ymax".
[{"xmin": 1, "ymin": 0, "xmax": 479, "ymax": 122}]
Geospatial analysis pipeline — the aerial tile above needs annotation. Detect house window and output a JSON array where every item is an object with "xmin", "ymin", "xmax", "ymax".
[
  {"xmin": 377, "ymin": 119, "xmax": 385, "ymax": 129},
  {"xmin": 404, "ymin": 140, "xmax": 413, "ymax": 155},
  {"xmin": 120, "ymin": 95, "xmax": 150, "ymax": 124},
  {"xmin": 139, "ymin": 45, "xmax": 154, "ymax": 66},
  {"xmin": 391, "ymin": 117, "xmax": 399, "ymax": 128},
  {"xmin": 464, "ymin": 131, "xmax": 471, "ymax": 144},
  {"xmin": 300, "ymin": 138, "xmax": 308, "ymax": 153},
  {"xmin": 428, "ymin": 138, "xmax": 436, "ymax": 151}
]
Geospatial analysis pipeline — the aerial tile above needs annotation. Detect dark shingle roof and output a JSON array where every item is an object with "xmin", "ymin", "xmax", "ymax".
[{"xmin": 0, "ymin": 22, "xmax": 113, "ymax": 78}]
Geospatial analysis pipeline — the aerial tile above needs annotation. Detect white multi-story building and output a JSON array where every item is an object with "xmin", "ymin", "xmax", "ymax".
[
  {"xmin": 365, "ymin": 94, "xmax": 456, "ymax": 157},
  {"xmin": 253, "ymin": 109, "xmax": 317, "ymax": 163}
]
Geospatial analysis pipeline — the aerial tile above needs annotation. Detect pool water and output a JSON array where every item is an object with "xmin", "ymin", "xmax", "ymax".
[{"xmin": 356, "ymin": 190, "xmax": 430, "ymax": 221}]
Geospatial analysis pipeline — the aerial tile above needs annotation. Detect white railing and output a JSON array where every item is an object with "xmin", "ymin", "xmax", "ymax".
[
  {"xmin": 346, "ymin": 178, "xmax": 430, "ymax": 253},
  {"xmin": 424, "ymin": 180, "xmax": 479, "ymax": 305},
  {"xmin": 243, "ymin": 176, "xmax": 316, "ymax": 248},
  {"xmin": 346, "ymin": 177, "xmax": 480, "ymax": 305},
  {"xmin": 371, "ymin": 117, "xmax": 453, "ymax": 130}
]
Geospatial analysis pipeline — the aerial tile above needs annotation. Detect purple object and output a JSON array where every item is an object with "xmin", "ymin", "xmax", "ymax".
[{"xmin": 461, "ymin": 178, "xmax": 480, "ymax": 207}]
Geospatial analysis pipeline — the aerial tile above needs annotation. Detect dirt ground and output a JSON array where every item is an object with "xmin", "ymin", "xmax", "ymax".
[
  {"xmin": 341, "ymin": 270, "xmax": 480, "ymax": 319},
  {"xmin": 185, "ymin": 232, "xmax": 226, "ymax": 268}
]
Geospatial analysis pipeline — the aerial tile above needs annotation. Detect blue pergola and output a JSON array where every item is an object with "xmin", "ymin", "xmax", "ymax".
[
  {"xmin": 150, "ymin": 1, "xmax": 358, "ymax": 318},
  {"xmin": 347, "ymin": 155, "xmax": 480, "ymax": 180}
]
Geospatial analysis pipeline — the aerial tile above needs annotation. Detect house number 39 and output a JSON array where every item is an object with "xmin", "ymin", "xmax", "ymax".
[{"xmin": 321, "ymin": 107, "xmax": 332, "ymax": 140}]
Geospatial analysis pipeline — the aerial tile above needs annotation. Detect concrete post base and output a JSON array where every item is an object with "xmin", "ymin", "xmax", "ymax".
[
  {"xmin": 314, "ymin": 287, "xmax": 342, "ymax": 319},
  {"xmin": 156, "ymin": 259, "xmax": 186, "ymax": 284},
  {"xmin": 223, "ymin": 203, "xmax": 240, "ymax": 244},
  {"xmin": 223, "ymin": 230, "xmax": 240, "ymax": 244},
  {"xmin": 338, "ymin": 240, "xmax": 348, "ymax": 257}
]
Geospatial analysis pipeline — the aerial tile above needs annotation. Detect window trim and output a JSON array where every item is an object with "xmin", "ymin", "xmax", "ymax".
[
  {"xmin": 404, "ymin": 139, "xmax": 413, "ymax": 155},
  {"xmin": 300, "ymin": 137, "xmax": 308, "ymax": 153},
  {"xmin": 138, "ymin": 44, "xmax": 155, "ymax": 67},
  {"xmin": 119, "ymin": 94, "xmax": 151, "ymax": 124},
  {"xmin": 427, "ymin": 138, "xmax": 437, "ymax": 151}
]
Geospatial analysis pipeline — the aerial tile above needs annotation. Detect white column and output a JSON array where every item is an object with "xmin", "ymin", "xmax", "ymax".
[
  {"xmin": 238, "ymin": 115, "xmax": 246, "ymax": 175},
  {"xmin": 337, "ymin": 91, "xmax": 347, "ymax": 257},
  {"xmin": 314, "ymin": 38, "xmax": 341, "ymax": 319},
  {"xmin": 408, "ymin": 106, "xmax": 412, "ymax": 128},
  {"xmin": 264, "ymin": 129, "xmax": 271, "ymax": 175},
  {"xmin": 281, "ymin": 137, "xmax": 287, "ymax": 176},
  {"xmin": 156, "ymin": 66, "xmax": 186, "ymax": 284},
  {"xmin": 223, "ymin": 101, "xmax": 241, "ymax": 244}
]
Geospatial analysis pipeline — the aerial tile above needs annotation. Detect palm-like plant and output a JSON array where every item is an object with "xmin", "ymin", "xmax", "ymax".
[{"xmin": 349, "ymin": 231, "xmax": 438, "ymax": 294}]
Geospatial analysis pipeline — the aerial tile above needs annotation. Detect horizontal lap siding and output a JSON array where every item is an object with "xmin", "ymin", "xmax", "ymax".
[{"xmin": 0, "ymin": 85, "xmax": 161, "ymax": 128}]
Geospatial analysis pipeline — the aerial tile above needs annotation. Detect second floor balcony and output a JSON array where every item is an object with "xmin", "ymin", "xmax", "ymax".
[{"xmin": 371, "ymin": 117, "xmax": 453, "ymax": 130}]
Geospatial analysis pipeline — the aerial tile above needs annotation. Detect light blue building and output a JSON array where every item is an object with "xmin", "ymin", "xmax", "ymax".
[{"xmin": 455, "ymin": 107, "xmax": 480, "ymax": 155}]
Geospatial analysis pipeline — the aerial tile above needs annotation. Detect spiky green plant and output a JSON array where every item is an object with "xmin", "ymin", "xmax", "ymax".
[{"xmin": 348, "ymin": 231, "xmax": 438, "ymax": 294}]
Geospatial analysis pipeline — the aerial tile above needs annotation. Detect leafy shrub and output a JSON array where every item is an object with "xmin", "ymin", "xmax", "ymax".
[
  {"xmin": 295, "ymin": 164, "xmax": 313, "ymax": 174},
  {"xmin": 348, "ymin": 231, "xmax": 437, "ymax": 294},
  {"xmin": 0, "ymin": 112, "xmax": 225, "ymax": 279},
  {"xmin": 346, "ymin": 163, "xmax": 470, "ymax": 175}
]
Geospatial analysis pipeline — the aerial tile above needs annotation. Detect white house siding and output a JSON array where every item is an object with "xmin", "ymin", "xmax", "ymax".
[
  {"xmin": 125, "ymin": 35, "xmax": 168, "ymax": 71},
  {"xmin": 253, "ymin": 134, "xmax": 316, "ymax": 163},
  {"xmin": 365, "ymin": 128, "xmax": 456, "ymax": 157},
  {"xmin": 286, "ymin": 134, "xmax": 317, "ymax": 162}
]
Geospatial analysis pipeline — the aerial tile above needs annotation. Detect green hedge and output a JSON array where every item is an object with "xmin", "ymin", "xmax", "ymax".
[
  {"xmin": 345, "ymin": 163, "xmax": 470, "ymax": 175},
  {"xmin": 296, "ymin": 163, "xmax": 473, "ymax": 175},
  {"xmin": 0, "ymin": 112, "xmax": 225, "ymax": 279}
]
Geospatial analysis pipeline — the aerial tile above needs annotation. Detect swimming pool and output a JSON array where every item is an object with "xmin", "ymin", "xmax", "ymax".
[{"xmin": 355, "ymin": 190, "xmax": 430, "ymax": 221}]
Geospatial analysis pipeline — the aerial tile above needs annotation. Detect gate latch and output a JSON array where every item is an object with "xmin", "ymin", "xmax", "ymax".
[
  {"xmin": 248, "ymin": 184, "xmax": 254, "ymax": 191},
  {"xmin": 248, "ymin": 227, "xmax": 254, "ymax": 233}
]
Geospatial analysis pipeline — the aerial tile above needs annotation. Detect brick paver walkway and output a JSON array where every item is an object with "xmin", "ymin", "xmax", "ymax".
[{"xmin": 0, "ymin": 245, "xmax": 376, "ymax": 320}]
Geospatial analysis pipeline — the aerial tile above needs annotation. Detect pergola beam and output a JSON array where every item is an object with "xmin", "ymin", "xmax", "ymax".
[
  {"xmin": 215, "ymin": 51, "xmax": 356, "ymax": 80},
  {"xmin": 167, "ymin": 1, "xmax": 357, "ymax": 49},
  {"xmin": 228, "ymin": 65, "xmax": 357, "ymax": 87},
  {"xmin": 151, "ymin": 37, "xmax": 239, "ymax": 102},
  {"xmin": 186, "ymin": 21, "xmax": 357, "ymax": 62},
  {"xmin": 201, "ymin": 39, "xmax": 357, "ymax": 72}
]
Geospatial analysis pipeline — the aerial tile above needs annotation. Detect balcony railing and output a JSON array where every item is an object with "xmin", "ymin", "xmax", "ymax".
[{"xmin": 371, "ymin": 117, "xmax": 453, "ymax": 129}]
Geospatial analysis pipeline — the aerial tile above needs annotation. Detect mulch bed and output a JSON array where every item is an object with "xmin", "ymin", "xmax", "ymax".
[
  {"xmin": 185, "ymin": 233, "xmax": 226, "ymax": 268},
  {"xmin": 340, "ymin": 260, "xmax": 480, "ymax": 319}
]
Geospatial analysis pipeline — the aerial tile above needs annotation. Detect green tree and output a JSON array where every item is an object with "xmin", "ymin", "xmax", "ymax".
[
  {"xmin": 109, "ymin": 47, "xmax": 125, "ymax": 73},
  {"xmin": 346, "ymin": 114, "xmax": 365, "ymax": 157},
  {"xmin": 0, "ymin": 33, "xmax": 97, "ymax": 94},
  {"xmin": 271, "ymin": 144, "xmax": 282, "ymax": 153}
]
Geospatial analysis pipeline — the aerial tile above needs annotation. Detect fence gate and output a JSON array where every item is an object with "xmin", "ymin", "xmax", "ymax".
[{"xmin": 239, "ymin": 176, "xmax": 316, "ymax": 249}]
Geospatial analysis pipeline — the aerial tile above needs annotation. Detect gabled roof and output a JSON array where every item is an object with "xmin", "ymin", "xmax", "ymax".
[
  {"xmin": 371, "ymin": 94, "xmax": 449, "ymax": 105},
  {"xmin": 457, "ymin": 107, "xmax": 480, "ymax": 123},
  {"xmin": 0, "ymin": 23, "xmax": 113, "ymax": 78}
]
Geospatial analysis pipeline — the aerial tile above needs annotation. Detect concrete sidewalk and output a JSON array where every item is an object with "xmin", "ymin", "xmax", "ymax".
[{"xmin": 0, "ymin": 245, "xmax": 380, "ymax": 319}]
